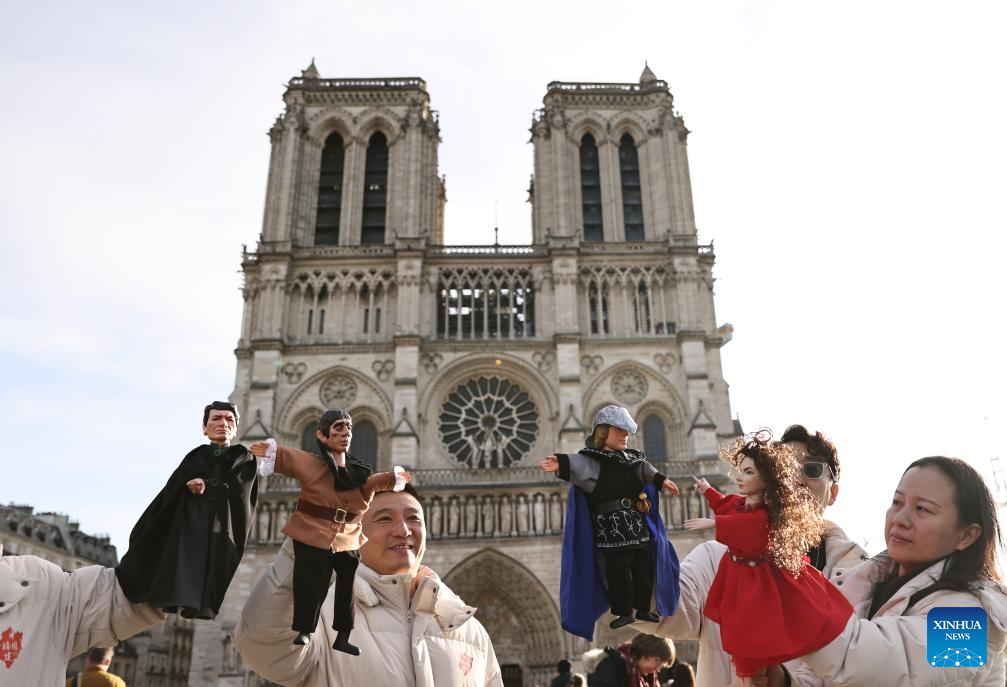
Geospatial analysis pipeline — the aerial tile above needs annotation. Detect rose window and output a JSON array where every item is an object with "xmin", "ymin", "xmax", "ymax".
[{"xmin": 439, "ymin": 376, "xmax": 539, "ymax": 468}]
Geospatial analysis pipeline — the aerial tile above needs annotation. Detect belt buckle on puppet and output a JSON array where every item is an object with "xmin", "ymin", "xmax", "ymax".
[{"xmin": 331, "ymin": 508, "xmax": 349, "ymax": 533}]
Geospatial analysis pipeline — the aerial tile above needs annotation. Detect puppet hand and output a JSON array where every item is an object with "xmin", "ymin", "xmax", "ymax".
[
  {"xmin": 400, "ymin": 470, "xmax": 413, "ymax": 483},
  {"xmin": 186, "ymin": 478, "xmax": 206, "ymax": 495},
  {"xmin": 692, "ymin": 475, "xmax": 711, "ymax": 493},
  {"xmin": 683, "ymin": 517, "xmax": 714, "ymax": 531},
  {"xmin": 661, "ymin": 479, "xmax": 680, "ymax": 496},
  {"xmin": 250, "ymin": 441, "xmax": 269, "ymax": 457},
  {"xmin": 540, "ymin": 456, "xmax": 559, "ymax": 473}
]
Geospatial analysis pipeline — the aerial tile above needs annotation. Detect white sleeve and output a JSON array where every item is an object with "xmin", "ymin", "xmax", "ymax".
[
  {"xmin": 234, "ymin": 539, "xmax": 322, "ymax": 685},
  {"xmin": 656, "ymin": 541, "xmax": 719, "ymax": 640},
  {"xmin": 802, "ymin": 613, "xmax": 1003, "ymax": 687},
  {"xmin": 257, "ymin": 438, "xmax": 277, "ymax": 477},
  {"xmin": 393, "ymin": 465, "xmax": 408, "ymax": 492},
  {"xmin": 51, "ymin": 564, "xmax": 165, "ymax": 658}
]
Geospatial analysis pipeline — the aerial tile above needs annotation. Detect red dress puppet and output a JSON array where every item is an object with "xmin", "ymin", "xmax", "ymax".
[{"xmin": 702, "ymin": 486, "xmax": 852, "ymax": 677}]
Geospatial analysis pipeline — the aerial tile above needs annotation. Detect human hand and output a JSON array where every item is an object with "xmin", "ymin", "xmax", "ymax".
[
  {"xmin": 692, "ymin": 475, "xmax": 711, "ymax": 493},
  {"xmin": 409, "ymin": 564, "xmax": 433, "ymax": 600},
  {"xmin": 683, "ymin": 517, "xmax": 715, "ymax": 531},
  {"xmin": 186, "ymin": 478, "xmax": 206, "ymax": 495},
  {"xmin": 749, "ymin": 666, "xmax": 787, "ymax": 687},
  {"xmin": 540, "ymin": 456, "xmax": 559, "ymax": 473},
  {"xmin": 250, "ymin": 441, "xmax": 270, "ymax": 457},
  {"xmin": 662, "ymin": 479, "xmax": 680, "ymax": 496}
]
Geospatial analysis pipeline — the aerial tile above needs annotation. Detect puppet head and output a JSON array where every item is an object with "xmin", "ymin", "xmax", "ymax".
[
  {"xmin": 202, "ymin": 401, "xmax": 239, "ymax": 444},
  {"xmin": 316, "ymin": 409, "xmax": 353, "ymax": 456},
  {"xmin": 587, "ymin": 405, "xmax": 637, "ymax": 450},
  {"xmin": 722, "ymin": 429, "xmax": 825, "ymax": 576}
]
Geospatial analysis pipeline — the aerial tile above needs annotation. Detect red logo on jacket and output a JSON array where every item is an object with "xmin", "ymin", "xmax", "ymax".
[
  {"xmin": 1, "ymin": 627, "xmax": 23, "ymax": 669},
  {"xmin": 458, "ymin": 652, "xmax": 473, "ymax": 676}
]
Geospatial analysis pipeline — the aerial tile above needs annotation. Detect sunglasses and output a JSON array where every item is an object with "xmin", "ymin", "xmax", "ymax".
[{"xmin": 801, "ymin": 462, "xmax": 834, "ymax": 481}]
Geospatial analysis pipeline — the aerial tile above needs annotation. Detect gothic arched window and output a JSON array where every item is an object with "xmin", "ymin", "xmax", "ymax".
[
  {"xmin": 352, "ymin": 420, "xmax": 378, "ymax": 469},
  {"xmin": 580, "ymin": 134, "xmax": 603, "ymax": 242},
  {"xmin": 361, "ymin": 132, "xmax": 389, "ymax": 245},
  {"xmin": 300, "ymin": 422, "xmax": 317, "ymax": 452},
  {"xmin": 619, "ymin": 133, "xmax": 644, "ymax": 242},
  {"xmin": 315, "ymin": 132, "xmax": 344, "ymax": 245},
  {"xmin": 642, "ymin": 415, "xmax": 667, "ymax": 460}
]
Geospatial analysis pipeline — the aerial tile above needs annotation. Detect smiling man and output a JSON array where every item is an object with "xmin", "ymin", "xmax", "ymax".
[
  {"xmin": 656, "ymin": 425, "xmax": 867, "ymax": 687},
  {"xmin": 235, "ymin": 484, "xmax": 503, "ymax": 686}
]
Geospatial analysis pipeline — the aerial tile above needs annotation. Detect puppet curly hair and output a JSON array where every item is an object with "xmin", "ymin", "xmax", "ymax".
[{"xmin": 723, "ymin": 429, "xmax": 826, "ymax": 577}]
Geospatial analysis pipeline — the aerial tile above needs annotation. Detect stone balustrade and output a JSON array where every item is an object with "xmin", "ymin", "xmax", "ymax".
[
  {"xmin": 252, "ymin": 468, "xmax": 714, "ymax": 544},
  {"xmin": 289, "ymin": 77, "xmax": 427, "ymax": 90}
]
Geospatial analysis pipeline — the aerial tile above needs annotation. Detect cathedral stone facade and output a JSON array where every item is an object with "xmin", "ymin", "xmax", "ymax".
[{"xmin": 197, "ymin": 62, "xmax": 738, "ymax": 687}]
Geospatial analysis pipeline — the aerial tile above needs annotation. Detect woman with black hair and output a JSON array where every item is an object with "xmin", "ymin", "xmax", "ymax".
[{"xmin": 781, "ymin": 456, "xmax": 1007, "ymax": 686}]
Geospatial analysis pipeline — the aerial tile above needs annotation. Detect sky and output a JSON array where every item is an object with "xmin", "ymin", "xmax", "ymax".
[{"xmin": 1, "ymin": 1, "xmax": 1005, "ymax": 558}]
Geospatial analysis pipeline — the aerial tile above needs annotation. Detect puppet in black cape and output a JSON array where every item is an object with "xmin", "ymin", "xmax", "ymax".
[{"xmin": 116, "ymin": 443, "xmax": 258, "ymax": 619}]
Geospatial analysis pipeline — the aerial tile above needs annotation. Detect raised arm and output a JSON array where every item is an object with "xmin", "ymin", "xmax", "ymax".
[
  {"xmin": 656, "ymin": 540, "xmax": 723, "ymax": 638},
  {"xmin": 793, "ymin": 596, "xmax": 1003, "ymax": 687},
  {"xmin": 234, "ymin": 539, "xmax": 322, "ymax": 685},
  {"xmin": 1, "ymin": 556, "xmax": 165, "ymax": 661},
  {"xmin": 251, "ymin": 440, "xmax": 318, "ymax": 482},
  {"xmin": 635, "ymin": 460, "xmax": 680, "ymax": 496},
  {"xmin": 362, "ymin": 466, "xmax": 411, "ymax": 499}
]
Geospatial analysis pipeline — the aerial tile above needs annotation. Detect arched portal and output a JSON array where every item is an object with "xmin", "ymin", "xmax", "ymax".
[{"xmin": 443, "ymin": 548, "xmax": 564, "ymax": 686}]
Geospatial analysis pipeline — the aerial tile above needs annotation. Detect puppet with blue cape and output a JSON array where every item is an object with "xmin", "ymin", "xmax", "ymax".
[{"xmin": 542, "ymin": 405, "xmax": 681, "ymax": 640}]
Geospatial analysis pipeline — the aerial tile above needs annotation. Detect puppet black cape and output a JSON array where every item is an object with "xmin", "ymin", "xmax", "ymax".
[{"xmin": 115, "ymin": 444, "xmax": 258, "ymax": 619}]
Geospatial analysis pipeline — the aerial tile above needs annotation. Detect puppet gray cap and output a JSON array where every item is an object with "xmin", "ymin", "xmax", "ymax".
[{"xmin": 592, "ymin": 405, "xmax": 638, "ymax": 434}]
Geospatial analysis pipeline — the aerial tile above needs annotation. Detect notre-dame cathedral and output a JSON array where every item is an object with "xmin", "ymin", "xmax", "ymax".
[{"xmin": 190, "ymin": 61, "xmax": 738, "ymax": 687}]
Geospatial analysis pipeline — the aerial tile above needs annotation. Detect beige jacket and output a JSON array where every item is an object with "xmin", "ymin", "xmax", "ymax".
[
  {"xmin": 787, "ymin": 554, "xmax": 1007, "ymax": 686},
  {"xmin": 234, "ymin": 538, "xmax": 503, "ymax": 687},
  {"xmin": 0, "ymin": 554, "xmax": 164, "ymax": 687},
  {"xmin": 656, "ymin": 522, "xmax": 866, "ymax": 687}
]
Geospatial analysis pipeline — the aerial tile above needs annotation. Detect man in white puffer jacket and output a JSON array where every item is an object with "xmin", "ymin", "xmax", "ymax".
[
  {"xmin": 235, "ymin": 485, "xmax": 503, "ymax": 686},
  {"xmin": 0, "ymin": 544, "xmax": 165, "ymax": 687}
]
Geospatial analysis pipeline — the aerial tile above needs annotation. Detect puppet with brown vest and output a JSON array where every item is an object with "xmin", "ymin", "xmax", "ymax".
[{"xmin": 251, "ymin": 409, "xmax": 410, "ymax": 655}]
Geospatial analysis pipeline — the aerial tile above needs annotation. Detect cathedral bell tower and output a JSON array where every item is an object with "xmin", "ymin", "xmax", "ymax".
[
  {"xmin": 261, "ymin": 59, "xmax": 444, "ymax": 249},
  {"xmin": 236, "ymin": 61, "xmax": 445, "ymax": 463},
  {"xmin": 529, "ymin": 65, "xmax": 728, "ymax": 460}
]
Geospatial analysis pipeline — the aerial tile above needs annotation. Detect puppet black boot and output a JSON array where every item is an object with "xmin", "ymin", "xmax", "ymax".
[
  {"xmin": 636, "ymin": 609, "xmax": 660, "ymax": 623},
  {"xmin": 332, "ymin": 630, "xmax": 360, "ymax": 656},
  {"xmin": 610, "ymin": 614, "xmax": 635, "ymax": 629},
  {"xmin": 293, "ymin": 632, "xmax": 311, "ymax": 646}
]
